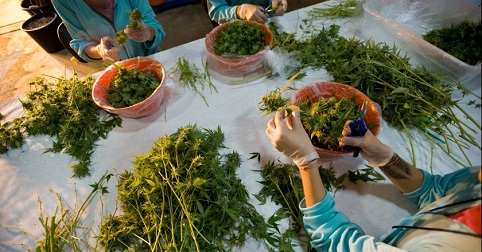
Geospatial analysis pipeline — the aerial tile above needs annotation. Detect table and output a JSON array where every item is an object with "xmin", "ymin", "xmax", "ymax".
[{"xmin": 1, "ymin": 1, "xmax": 480, "ymax": 251}]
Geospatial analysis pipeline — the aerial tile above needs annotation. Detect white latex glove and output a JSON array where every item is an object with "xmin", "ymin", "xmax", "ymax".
[
  {"xmin": 272, "ymin": 0, "xmax": 287, "ymax": 16},
  {"xmin": 96, "ymin": 37, "xmax": 120, "ymax": 62},
  {"xmin": 237, "ymin": 4, "xmax": 268, "ymax": 23},
  {"xmin": 339, "ymin": 120, "xmax": 394, "ymax": 167},
  {"xmin": 124, "ymin": 23, "xmax": 151, "ymax": 42},
  {"xmin": 266, "ymin": 111, "xmax": 320, "ymax": 169}
]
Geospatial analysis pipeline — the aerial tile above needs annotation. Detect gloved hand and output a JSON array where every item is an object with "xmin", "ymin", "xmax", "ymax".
[
  {"xmin": 124, "ymin": 23, "xmax": 151, "ymax": 42},
  {"xmin": 272, "ymin": 0, "xmax": 288, "ymax": 16},
  {"xmin": 96, "ymin": 37, "xmax": 120, "ymax": 62},
  {"xmin": 237, "ymin": 4, "xmax": 268, "ymax": 23},
  {"xmin": 266, "ymin": 111, "xmax": 320, "ymax": 169},
  {"xmin": 339, "ymin": 120, "xmax": 394, "ymax": 167}
]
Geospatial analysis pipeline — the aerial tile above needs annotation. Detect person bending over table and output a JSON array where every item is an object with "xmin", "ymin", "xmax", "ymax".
[
  {"xmin": 266, "ymin": 111, "xmax": 481, "ymax": 251},
  {"xmin": 206, "ymin": 0, "xmax": 287, "ymax": 24},
  {"xmin": 52, "ymin": 0, "xmax": 165, "ymax": 62}
]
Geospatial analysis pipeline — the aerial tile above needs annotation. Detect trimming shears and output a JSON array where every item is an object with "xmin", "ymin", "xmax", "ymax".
[
  {"xmin": 347, "ymin": 100, "xmax": 369, "ymax": 157},
  {"xmin": 260, "ymin": 4, "xmax": 274, "ymax": 14}
]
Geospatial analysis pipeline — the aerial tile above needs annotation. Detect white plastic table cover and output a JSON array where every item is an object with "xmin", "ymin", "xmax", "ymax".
[{"xmin": 1, "ymin": 1, "xmax": 481, "ymax": 251}]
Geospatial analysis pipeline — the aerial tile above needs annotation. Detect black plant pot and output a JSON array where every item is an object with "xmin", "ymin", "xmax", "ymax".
[
  {"xmin": 22, "ymin": 12, "xmax": 64, "ymax": 53},
  {"xmin": 21, "ymin": 0, "xmax": 56, "ymax": 16}
]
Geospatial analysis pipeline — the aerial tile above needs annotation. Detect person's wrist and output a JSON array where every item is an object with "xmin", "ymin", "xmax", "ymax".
[
  {"xmin": 379, "ymin": 152, "xmax": 399, "ymax": 168},
  {"xmin": 85, "ymin": 44, "xmax": 102, "ymax": 60},
  {"xmin": 294, "ymin": 152, "xmax": 320, "ymax": 170}
]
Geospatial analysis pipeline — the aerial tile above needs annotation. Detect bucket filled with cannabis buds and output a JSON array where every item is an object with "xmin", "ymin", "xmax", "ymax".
[
  {"xmin": 205, "ymin": 20, "xmax": 273, "ymax": 77},
  {"xmin": 291, "ymin": 82, "xmax": 381, "ymax": 160},
  {"xmin": 92, "ymin": 57, "xmax": 166, "ymax": 118}
]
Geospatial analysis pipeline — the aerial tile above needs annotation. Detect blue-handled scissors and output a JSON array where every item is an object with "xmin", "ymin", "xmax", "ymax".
[{"xmin": 348, "ymin": 100, "xmax": 369, "ymax": 157}]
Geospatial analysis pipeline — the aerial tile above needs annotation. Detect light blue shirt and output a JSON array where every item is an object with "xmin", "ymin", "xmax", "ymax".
[
  {"xmin": 300, "ymin": 166, "xmax": 481, "ymax": 251},
  {"xmin": 52, "ymin": 0, "xmax": 165, "ymax": 62},
  {"xmin": 207, "ymin": 0, "xmax": 272, "ymax": 24}
]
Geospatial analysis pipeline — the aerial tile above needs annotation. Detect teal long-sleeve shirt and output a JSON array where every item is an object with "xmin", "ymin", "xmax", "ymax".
[
  {"xmin": 52, "ymin": 0, "xmax": 165, "ymax": 62},
  {"xmin": 207, "ymin": 0, "xmax": 273, "ymax": 24},
  {"xmin": 300, "ymin": 166, "xmax": 481, "ymax": 251}
]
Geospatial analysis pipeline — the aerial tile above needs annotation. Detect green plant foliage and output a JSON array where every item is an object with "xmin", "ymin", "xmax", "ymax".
[
  {"xmin": 307, "ymin": 0, "xmax": 361, "ymax": 19},
  {"xmin": 299, "ymin": 96, "xmax": 360, "ymax": 151},
  {"xmin": 259, "ymin": 87, "xmax": 291, "ymax": 115},
  {"xmin": 98, "ymin": 125, "xmax": 271, "ymax": 251},
  {"xmin": 269, "ymin": 22, "xmax": 481, "ymax": 166},
  {"xmin": 423, "ymin": 19, "xmax": 482, "ymax": 66},
  {"xmin": 107, "ymin": 66, "xmax": 160, "ymax": 108},
  {"xmin": 116, "ymin": 9, "xmax": 143, "ymax": 45},
  {"xmin": 32, "ymin": 172, "xmax": 113, "ymax": 252},
  {"xmin": 0, "ymin": 75, "xmax": 122, "ymax": 177},
  {"xmin": 213, "ymin": 21, "xmax": 266, "ymax": 56},
  {"xmin": 170, "ymin": 57, "xmax": 217, "ymax": 106}
]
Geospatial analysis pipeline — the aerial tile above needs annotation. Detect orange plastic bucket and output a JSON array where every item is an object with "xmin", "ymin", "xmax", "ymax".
[
  {"xmin": 205, "ymin": 20, "xmax": 273, "ymax": 77},
  {"xmin": 92, "ymin": 57, "xmax": 166, "ymax": 118}
]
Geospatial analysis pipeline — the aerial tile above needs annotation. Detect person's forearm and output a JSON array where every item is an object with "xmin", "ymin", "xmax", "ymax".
[
  {"xmin": 379, "ymin": 153, "xmax": 424, "ymax": 193},
  {"xmin": 299, "ymin": 159, "xmax": 326, "ymax": 207},
  {"xmin": 84, "ymin": 44, "xmax": 102, "ymax": 59}
]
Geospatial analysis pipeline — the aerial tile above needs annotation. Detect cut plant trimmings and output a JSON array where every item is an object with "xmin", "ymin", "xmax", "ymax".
[
  {"xmin": 213, "ymin": 20, "xmax": 266, "ymax": 57},
  {"xmin": 269, "ymin": 22, "xmax": 481, "ymax": 167},
  {"xmin": 98, "ymin": 125, "xmax": 273, "ymax": 251},
  {"xmin": 6, "ymin": 172, "xmax": 113, "ymax": 252},
  {"xmin": 0, "ymin": 75, "xmax": 122, "ymax": 178},
  {"xmin": 107, "ymin": 65, "xmax": 160, "ymax": 108},
  {"xmin": 307, "ymin": 0, "xmax": 361, "ymax": 19},
  {"xmin": 169, "ymin": 57, "xmax": 217, "ymax": 106}
]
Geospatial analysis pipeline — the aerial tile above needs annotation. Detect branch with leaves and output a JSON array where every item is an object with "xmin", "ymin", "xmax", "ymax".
[
  {"xmin": 0, "ymin": 75, "xmax": 122, "ymax": 177},
  {"xmin": 269, "ymin": 22, "xmax": 481, "ymax": 167}
]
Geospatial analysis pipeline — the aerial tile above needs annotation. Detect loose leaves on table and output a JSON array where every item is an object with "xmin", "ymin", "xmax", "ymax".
[{"xmin": 0, "ymin": 75, "xmax": 122, "ymax": 177}]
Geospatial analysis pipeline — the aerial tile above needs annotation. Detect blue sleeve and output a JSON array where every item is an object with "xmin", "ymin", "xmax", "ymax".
[
  {"xmin": 207, "ymin": 0, "xmax": 239, "ymax": 24},
  {"xmin": 52, "ymin": 0, "xmax": 101, "ymax": 62},
  {"xmin": 52, "ymin": 0, "xmax": 165, "ymax": 61},
  {"xmin": 207, "ymin": 0, "xmax": 271, "ymax": 24},
  {"xmin": 301, "ymin": 192, "xmax": 407, "ymax": 251},
  {"xmin": 129, "ymin": 0, "xmax": 165, "ymax": 51},
  {"xmin": 403, "ymin": 167, "xmax": 479, "ymax": 209}
]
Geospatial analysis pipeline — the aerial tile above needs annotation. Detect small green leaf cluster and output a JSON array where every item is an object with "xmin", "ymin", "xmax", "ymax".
[
  {"xmin": 423, "ymin": 19, "xmax": 481, "ymax": 66},
  {"xmin": 107, "ymin": 66, "xmax": 160, "ymax": 108},
  {"xmin": 116, "ymin": 8, "xmax": 143, "ymax": 45},
  {"xmin": 127, "ymin": 8, "xmax": 142, "ymax": 30},
  {"xmin": 259, "ymin": 87, "xmax": 291, "ymax": 115},
  {"xmin": 213, "ymin": 21, "xmax": 266, "ymax": 56},
  {"xmin": 0, "ymin": 75, "xmax": 122, "ymax": 177},
  {"xmin": 98, "ymin": 125, "xmax": 271, "ymax": 251},
  {"xmin": 0, "ymin": 115, "xmax": 24, "ymax": 153},
  {"xmin": 299, "ymin": 96, "xmax": 360, "ymax": 151}
]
